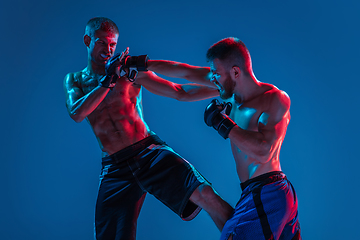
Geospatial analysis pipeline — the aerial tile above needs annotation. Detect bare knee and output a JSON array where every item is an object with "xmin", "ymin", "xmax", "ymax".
[
  {"xmin": 190, "ymin": 183, "xmax": 234, "ymax": 231},
  {"xmin": 198, "ymin": 183, "xmax": 218, "ymax": 200}
]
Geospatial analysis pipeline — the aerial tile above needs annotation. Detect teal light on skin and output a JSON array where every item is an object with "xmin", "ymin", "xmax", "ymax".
[
  {"xmin": 248, "ymin": 162, "xmax": 259, "ymax": 179},
  {"xmin": 258, "ymin": 112, "xmax": 269, "ymax": 126},
  {"xmin": 232, "ymin": 108, "xmax": 269, "ymax": 179},
  {"xmin": 233, "ymin": 107, "xmax": 257, "ymax": 130}
]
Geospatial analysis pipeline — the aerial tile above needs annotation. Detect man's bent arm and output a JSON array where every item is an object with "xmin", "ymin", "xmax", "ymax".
[
  {"xmin": 64, "ymin": 73, "xmax": 110, "ymax": 122},
  {"xmin": 147, "ymin": 60, "xmax": 214, "ymax": 87},
  {"xmin": 136, "ymin": 71, "xmax": 219, "ymax": 102},
  {"xmin": 228, "ymin": 94, "xmax": 290, "ymax": 163},
  {"xmin": 228, "ymin": 125, "xmax": 276, "ymax": 163}
]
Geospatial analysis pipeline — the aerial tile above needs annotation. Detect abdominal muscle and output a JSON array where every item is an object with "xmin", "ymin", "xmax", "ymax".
[{"xmin": 86, "ymin": 90, "xmax": 151, "ymax": 156}]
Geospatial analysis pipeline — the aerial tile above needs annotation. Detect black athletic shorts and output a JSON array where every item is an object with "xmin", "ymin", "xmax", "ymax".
[{"xmin": 95, "ymin": 134, "xmax": 208, "ymax": 240}]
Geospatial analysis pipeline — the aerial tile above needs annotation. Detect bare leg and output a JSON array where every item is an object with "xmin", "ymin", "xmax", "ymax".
[{"xmin": 189, "ymin": 183, "xmax": 234, "ymax": 231}]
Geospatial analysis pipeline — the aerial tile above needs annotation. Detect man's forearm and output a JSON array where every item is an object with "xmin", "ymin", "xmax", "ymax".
[
  {"xmin": 69, "ymin": 86, "xmax": 109, "ymax": 122},
  {"xmin": 228, "ymin": 127, "xmax": 272, "ymax": 163}
]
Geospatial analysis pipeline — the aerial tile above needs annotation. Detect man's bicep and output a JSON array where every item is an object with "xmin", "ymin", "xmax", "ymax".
[
  {"xmin": 150, "ymin": 60, "xmax": 213, "ymax": 87},
  {"xmin": 259, "ymin": 92, "xmax": 290, "ymax": 141},
  {"xmin": 259, "ymin": 114, "xmax": 288, "ymax": 148}
]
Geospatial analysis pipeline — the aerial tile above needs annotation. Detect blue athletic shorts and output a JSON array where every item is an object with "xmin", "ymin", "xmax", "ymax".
[
  {"xmin": 94, "ymin": 134, "xmax": 207, "ymax": 240},
  {"xmin": 220, "ymin": 171, "xmax": 301, "ymax": 240}
]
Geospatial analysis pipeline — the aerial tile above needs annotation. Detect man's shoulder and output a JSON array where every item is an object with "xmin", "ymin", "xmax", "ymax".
[
  {"xmin": 64, "ymin": 70, "xmax": 84, "ymax": 87},
  {"xmin": 260, "ymin": 85, "xmax": 290, "ymax": 119},
  {"xmin": 263, "ymin": 84, "xmax": 290, "ymax": 104}
]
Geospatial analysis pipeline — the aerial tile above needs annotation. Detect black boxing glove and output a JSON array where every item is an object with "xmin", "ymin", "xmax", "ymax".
[
  {"xmin": 121, "ymin": 55, "xmax": 149, "ymax": 82},
  {"xmin": 204, "ymin": 99, "xmax": 236, "ymax": 139},
  {"xmin": 122, "ymin": 55, "xmax": 149, "ymax": 71},
  {"xmin": 99, "ymin": 53, "xmax": 121, "ymax": 88}
]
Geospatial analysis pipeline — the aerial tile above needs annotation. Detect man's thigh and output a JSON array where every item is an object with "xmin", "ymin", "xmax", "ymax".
[
  {"xmin": 95, "ymin": 165, "xmax": 146, "ymax": 240},
  {"xmin": 221, "ymin": 181, "xmax": 295, "ymax": 240}
]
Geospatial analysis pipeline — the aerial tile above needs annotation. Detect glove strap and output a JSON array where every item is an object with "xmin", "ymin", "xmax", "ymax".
[
  {"xmin": 128, "ymin": 68, "xmax": 138, "ymax": 82},
  {"xmin": 218, "ymin": 117, "xmax": 236, "ymax": 139},
  {"xmin": 99, "ymin": 75, "xmax": 117, "ymax": 88}
]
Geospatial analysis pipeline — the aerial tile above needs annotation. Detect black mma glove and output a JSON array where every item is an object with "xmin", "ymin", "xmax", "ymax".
[
  {"xmin": 121, "ymin": 55, "xmax": 149, "ymax": 82},
  {"xmin": 99, "ymin": 53, "xmax": 121, "ymax": 88},
  {"xmin": 204, "ymin": 99, "xmax": 236, "ymax": 139}
]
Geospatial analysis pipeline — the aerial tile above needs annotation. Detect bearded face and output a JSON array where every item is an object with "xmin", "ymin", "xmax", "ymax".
[
  {"xmin": 210, "ymin": 59, "xmax": 236, "ymax": 100},
  {"xmin": 219, "ymin": 73, "xmax": 235, "ymax": 100}
]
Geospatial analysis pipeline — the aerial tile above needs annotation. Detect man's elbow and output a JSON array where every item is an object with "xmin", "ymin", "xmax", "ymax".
[
  {"xmin": 175, "ymin": 93, "xmax": 188, "ymax": 101},
  {"xmin": 173, "ymin": 87, "xmax": 190, "ymax": 102},
  {"xmin": 174, "ymin": 92, "xmax": 197, "ymax": 102}
]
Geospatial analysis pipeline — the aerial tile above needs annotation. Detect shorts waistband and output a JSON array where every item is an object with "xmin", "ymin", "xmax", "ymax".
[
  {"xmin": 240, "ymin": 171, "xmax": 286, "ymax": 191},
  {"xmin": 102, "ymin": 134, "xmax": 165, "ymax": 165}
]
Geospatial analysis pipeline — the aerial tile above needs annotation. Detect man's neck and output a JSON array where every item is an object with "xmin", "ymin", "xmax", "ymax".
[
  {"xmin": 87, "ymin": 59, "xmax": 106, "ymax": 75},
  {"xmin": 234, "ymin": 76, "xmax": 263, "ymax": 103}
]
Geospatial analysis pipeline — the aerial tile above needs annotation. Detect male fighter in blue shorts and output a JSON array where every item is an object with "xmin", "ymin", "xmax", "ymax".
[
  {"xmin": 63, "ymin": 17, "xmax": 234, "ymax": 240},
  {"xmin": 146, "ymin": 37, "xmax": 301, "ymax": 239}
]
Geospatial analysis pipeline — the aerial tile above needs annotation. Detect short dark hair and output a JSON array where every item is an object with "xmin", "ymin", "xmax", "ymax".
[
  {"xmin": 206, "ymin": 37, "xmax": 252, "ymax": 75},
  {"xmin": 85, "ymin": 17, "xmax": 119, "ymax": 37}
]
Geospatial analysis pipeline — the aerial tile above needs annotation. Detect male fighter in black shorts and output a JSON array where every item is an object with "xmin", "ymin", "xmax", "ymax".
[{"xmin": 64, "ymin": 17, "xmax": 234, "ymax": 240}]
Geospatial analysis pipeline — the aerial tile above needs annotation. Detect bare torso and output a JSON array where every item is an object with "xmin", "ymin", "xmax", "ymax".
[
  {"xmin": 74, "ymin": 69, "xmax": 151, "ymax": 155},
  {"xmin": 228, "ymin": 84, "xmax": 289, "ymax": 182}
]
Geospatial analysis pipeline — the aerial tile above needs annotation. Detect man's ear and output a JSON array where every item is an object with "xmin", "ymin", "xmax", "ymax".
[
  {"xmin": 84, "ymin": 34, "xmax": 91, "ymax": 48},
  {"xmin": 230, "ymin": 66, "xmax": 241, "ymax": 80}
]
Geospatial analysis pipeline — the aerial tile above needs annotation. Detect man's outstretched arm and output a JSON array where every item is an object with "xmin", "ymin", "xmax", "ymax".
[
  {"xmin": 135, "ymin": 71, "xmax": 219, "ymax": 102},
  {"xmin": 147, "ymin": 60, "xmax": 214, "ymax": 87}
]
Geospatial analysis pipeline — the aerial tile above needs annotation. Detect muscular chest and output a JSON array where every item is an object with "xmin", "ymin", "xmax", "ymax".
[
  {"xmin": 80, "ymin": 75, "xmax": 141, "ymax": 112},
  {"xmin": 229, "ymin": 102, "xmax": 263, "ymax": 131},
  {"xmin": 104, "ymin": 80, "xmax": 140, "ymax": 103}
]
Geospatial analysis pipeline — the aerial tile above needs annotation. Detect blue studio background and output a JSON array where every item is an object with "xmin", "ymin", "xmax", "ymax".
[{"xmin": 1, "ymin": 0, "xmax": 359, "ymax": 239}]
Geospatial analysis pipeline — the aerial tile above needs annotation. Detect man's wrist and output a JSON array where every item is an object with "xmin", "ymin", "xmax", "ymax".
[
  {"xmin": 99, "ymin": 75, "xmax": 116, "ymax": 88},
  {"xmin": 146, "ymin": 60, "xmax": 155, "ymax": 71}
]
